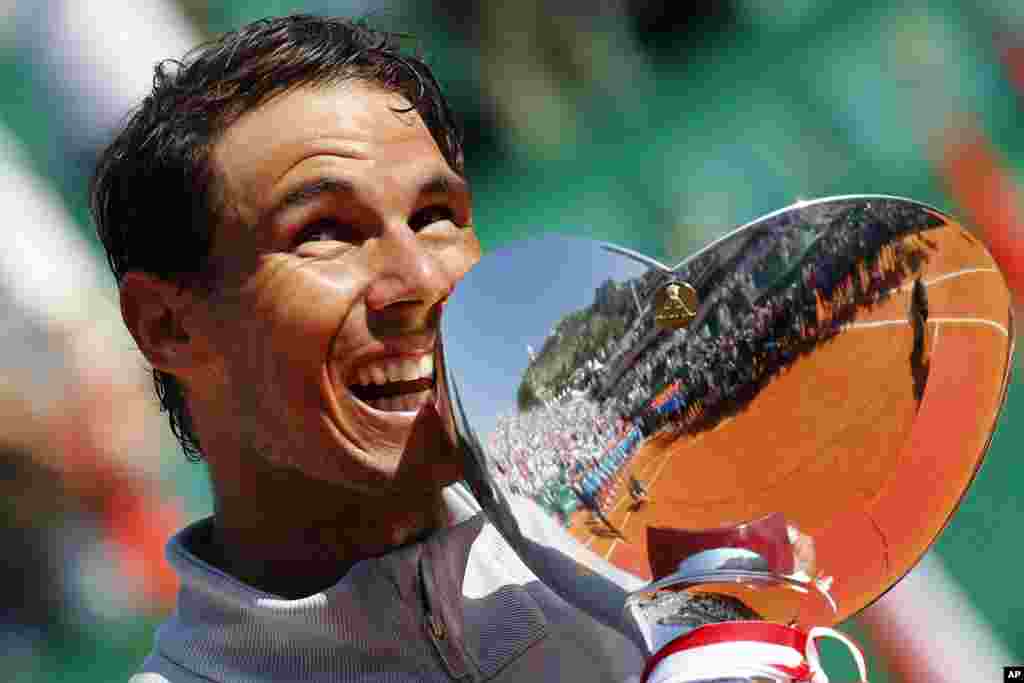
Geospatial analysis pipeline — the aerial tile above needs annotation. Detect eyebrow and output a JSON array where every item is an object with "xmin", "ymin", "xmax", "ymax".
[
  {"xmin": 262, "ymin": 172, "xmax": 470, "ymax": 228},
  {"xmin": 269, "ymin": 177, "xmax": 356, "ymax": 224}
]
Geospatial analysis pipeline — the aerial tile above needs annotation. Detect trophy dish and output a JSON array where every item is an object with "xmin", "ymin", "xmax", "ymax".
[{"xmin": 436, "ymin": 195, "xmax": 1014, "ymax": 682}]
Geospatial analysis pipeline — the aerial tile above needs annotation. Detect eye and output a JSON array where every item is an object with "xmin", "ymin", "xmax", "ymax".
[
  {"xmin": 293, "ymin": 219, "xmax": 349, "ymax": 248},
  {"xmin": 409, "ymin": 205, "xmax": 456, "ymax": 232}
]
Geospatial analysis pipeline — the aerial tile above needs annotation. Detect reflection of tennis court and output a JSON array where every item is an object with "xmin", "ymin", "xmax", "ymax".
[{"xmin": 565, "ymin": 224, "xmax": 1011, "ymax": 620}]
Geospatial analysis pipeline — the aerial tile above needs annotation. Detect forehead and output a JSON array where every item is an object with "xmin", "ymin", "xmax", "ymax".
[{"xmin": 211, "ymin": 81, "xmax": 450, "ymax": 223}]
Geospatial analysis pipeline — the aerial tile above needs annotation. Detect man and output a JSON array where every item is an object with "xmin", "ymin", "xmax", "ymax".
[
  {"xmin": 569, "ymin": 481, "xmax": 623, "ymax": 539},
  {"xmin": 910, "ymin": 277, "xmax": 930, "ymax": 365},
  {"xmin": 93, "ymin": 15, "xmax": 643, "ymax": 682},
  {"xmin": 627, "ymin": 474, "xmax": 648, "ymax": 506}
]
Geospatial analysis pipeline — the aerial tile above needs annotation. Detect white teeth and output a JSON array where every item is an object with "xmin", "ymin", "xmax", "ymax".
[
  {"xmin": 352, "ymin": 354, "xmax": 435, "ymax": 386},
  {"xmin": 399, "ymin": 358, "xmax": 419, "ymax": 381}
]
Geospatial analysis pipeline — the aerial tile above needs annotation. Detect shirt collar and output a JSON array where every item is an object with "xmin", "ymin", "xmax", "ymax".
[{"xmin": 158, "ymin": 486, "xmax": 490, "ymax": 680}]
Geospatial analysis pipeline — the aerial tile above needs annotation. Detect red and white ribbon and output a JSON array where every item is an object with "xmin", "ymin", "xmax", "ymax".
[{"xmin": 641, "ymin": 621, "xmax": 867, "ymax": 683}]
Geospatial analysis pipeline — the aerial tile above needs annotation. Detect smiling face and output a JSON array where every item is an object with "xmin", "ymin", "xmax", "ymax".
[{"xmin": 186, "ymin": 81, "xmax": 480, "ymax": 498}]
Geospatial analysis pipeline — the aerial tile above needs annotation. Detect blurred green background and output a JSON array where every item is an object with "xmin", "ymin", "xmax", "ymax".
[{"xmin": 0, "ymin": 1, "xmax": 1021, "ymax": 680}]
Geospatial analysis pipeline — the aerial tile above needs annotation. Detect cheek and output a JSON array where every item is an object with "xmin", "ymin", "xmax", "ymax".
[
  {"xmin": 228, "ymin": 260, "xmax": 368, "ymax": 392},
  {"xmin": 264, "ymin": 257, "xmax": 364, "ymax": 329}
]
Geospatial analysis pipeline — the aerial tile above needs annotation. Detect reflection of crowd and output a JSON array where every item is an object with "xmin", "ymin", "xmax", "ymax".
[
  {"xmin": 487, "ymin": 398, "xmax": 643, "ymax": 523},
  {"xmin": 631, "ymin": 203, "xmax": 939, "ymax": 437}
]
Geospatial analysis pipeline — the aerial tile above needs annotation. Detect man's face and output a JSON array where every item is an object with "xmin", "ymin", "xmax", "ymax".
[{"xmin": 191, "ymin": 81, "xmax": 479, "ymax": 497}]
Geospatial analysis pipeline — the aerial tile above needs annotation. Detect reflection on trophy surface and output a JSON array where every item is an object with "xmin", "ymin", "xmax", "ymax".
[
  {"xmin": 439, "ymin": 196, "xmax": 1014, "ymax": 679},
  {"xmin": 655, "ymin": 281, "xmax": 699, "ymax": 330}
]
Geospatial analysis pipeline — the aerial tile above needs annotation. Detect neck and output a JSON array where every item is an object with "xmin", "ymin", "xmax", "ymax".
[{"xmin": 207, "ymin": 458, "xmax": 449, "ymax": 599}]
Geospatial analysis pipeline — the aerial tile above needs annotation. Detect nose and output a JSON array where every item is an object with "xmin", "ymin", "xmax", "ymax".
[{"xmin": 364, "ymin": 227, "xmax": 452, "ymax": 330}]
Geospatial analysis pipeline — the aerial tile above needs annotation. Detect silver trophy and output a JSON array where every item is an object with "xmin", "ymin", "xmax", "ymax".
[{"xmin": 435, "ymin": 196, "xmax": 1014, "ymax": 682}]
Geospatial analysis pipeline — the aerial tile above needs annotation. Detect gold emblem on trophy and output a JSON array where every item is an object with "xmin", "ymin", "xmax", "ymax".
[{"xmin": 654, "ymin": 281, "xmax": 698, "ymax": 330}]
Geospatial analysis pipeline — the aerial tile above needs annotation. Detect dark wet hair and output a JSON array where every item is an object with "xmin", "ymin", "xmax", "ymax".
[{"xmin": 91, "ymin": 14, "xmax": 464, "ymax": 460}]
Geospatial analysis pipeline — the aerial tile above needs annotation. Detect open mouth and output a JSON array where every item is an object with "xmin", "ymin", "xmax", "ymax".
[{"xmin": 349, "ymin": 354, "xmax": 435, "ymax": 412}]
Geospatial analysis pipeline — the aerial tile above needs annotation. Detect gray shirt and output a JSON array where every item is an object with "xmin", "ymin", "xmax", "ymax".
[{"xmin": 131, "ymin": 486, "xmax": 644, "ymax": 682}]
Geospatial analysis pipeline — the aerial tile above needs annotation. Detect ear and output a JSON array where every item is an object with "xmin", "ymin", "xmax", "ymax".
[{"xmin": 119, "ymin": 271, "xmax": 207, "ymax": 376}]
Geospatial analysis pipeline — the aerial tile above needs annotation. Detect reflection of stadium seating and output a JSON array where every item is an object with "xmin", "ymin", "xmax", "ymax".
[
  {"xmin": 595, "ymin": 241, "xmax": 743, "ymax": 399},
  {"xmin": 488, "ymin": 399, "xmax": 645, "ymax": 519},
  {"xmin": 623, "ymin": 204, "xmax": 940, "ymax": 442}
]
